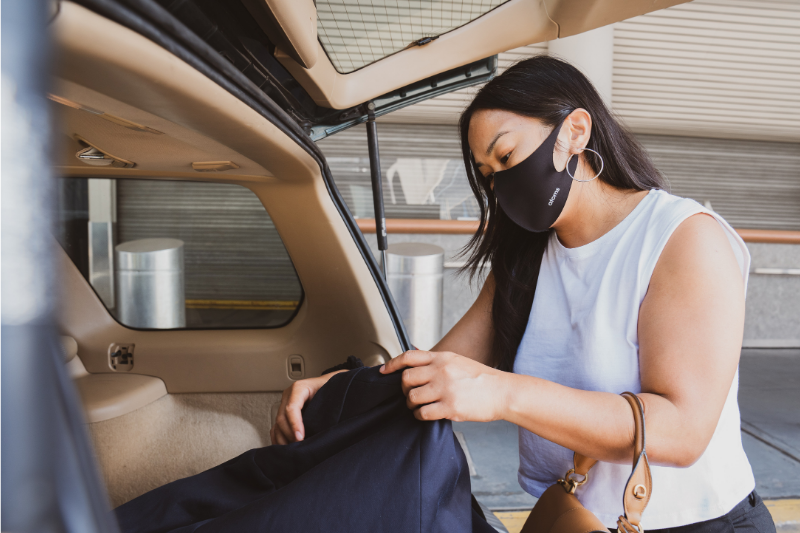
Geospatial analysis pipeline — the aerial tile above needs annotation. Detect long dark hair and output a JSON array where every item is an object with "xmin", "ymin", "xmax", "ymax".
[{"xmin": 458, "ymin": 55, "xmax": 666, "ymax": 371}]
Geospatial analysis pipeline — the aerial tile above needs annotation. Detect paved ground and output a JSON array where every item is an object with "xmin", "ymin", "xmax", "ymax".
[
  {"xmin": 739, "ymin": 350, "xmax": 800, "ymax": 499},
  {"xmin": 455, "ymin": 349, "xmax": 800, "ymax": 531}
]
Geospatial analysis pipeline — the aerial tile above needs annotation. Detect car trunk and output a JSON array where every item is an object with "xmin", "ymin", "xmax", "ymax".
[{"xmin": 50, "ymin": 0, "xmax": 687, "ymax": 512}]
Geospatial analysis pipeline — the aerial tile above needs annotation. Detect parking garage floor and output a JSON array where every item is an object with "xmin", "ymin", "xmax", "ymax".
[{"xmin": 455, "ymin": 349, "xmax": 800, "ymax": 532}]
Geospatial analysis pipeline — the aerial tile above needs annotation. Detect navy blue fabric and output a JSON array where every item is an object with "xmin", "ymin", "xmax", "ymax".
[
  {"xmin": 115, "ymin": 366, "xmax": 495, "ymax": 533},
  {"xmin": 610, "ymin": 491, "xmax": 776, "ymax": 533}
]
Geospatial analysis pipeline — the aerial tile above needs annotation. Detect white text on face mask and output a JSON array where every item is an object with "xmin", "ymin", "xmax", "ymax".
[{"xmin": 548, "ymin": 188, "xmax": 561, "ymax": 206}]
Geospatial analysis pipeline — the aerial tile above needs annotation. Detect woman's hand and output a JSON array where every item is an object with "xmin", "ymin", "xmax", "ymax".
[
  {"xmin": 380, "ymin": 350, "xmax": 508, "ymax": 423},
  {"xmin": 270, "ymin": 372, "xmax": 342, "ymax": 445}
]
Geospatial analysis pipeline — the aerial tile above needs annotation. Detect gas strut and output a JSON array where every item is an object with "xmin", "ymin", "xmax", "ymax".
[{"xmin": 366, "ymin": 102, "xmax": 388, "ymax": 278}]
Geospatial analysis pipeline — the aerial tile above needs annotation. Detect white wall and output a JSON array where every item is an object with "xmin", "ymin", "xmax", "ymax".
[{"xmin": 548, "ymin": 25, "xmax": 614, "ymax": 107}]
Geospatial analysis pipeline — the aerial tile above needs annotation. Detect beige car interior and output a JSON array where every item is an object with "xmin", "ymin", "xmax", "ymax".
[
  {"xmin": 241, "ymin": 0, "xmax": 319, "ymax": 69},
  {"xmin": 52, "ymin": 1, "xmax": 400, "ymax": 507},
  {"xmin": 51, "ymin": 0, "xmax": 686, "ymax": 511},
  {"xmin": 267, "ymin": 0, "xmax": 688, "ymax": 109}
]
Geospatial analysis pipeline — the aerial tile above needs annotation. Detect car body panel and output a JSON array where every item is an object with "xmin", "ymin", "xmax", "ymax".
[{"xmin": 267, "ymin": 0, "xmax": 689, "ymax": 110}]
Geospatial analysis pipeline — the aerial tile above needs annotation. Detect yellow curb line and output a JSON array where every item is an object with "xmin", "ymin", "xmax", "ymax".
[
  {"xmin": 493, "ymin": 500, "xmax": 800, "ymax": 533},
  {"xmin": 493, "ymin": 510, "xmax": 530, "ymax": 533},
  {"xmin": 766, "ymin": 499, "xmax": 800, "ymax": 527},
  {"xmin": 185, "ymin": 299, "xmax": 299, "ymax": 310}
]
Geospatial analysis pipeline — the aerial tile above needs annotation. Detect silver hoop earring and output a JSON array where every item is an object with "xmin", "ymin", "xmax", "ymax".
[{"xmin": 566, "ymin": 148, "xmax": 604, "ymax": 183}]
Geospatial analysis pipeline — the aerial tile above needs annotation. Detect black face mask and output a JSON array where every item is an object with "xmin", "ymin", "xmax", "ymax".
[{"xmin": 492, "ymin": 122, "xmax": 578, "ymax": 233}]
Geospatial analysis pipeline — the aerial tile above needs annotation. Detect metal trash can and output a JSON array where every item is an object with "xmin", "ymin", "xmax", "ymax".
[
  {"xmin": 386, "ymin": 243, "xmax": 444, "ymax": 350},
  {"xmin": 115, "ymin": 238, "xmax": 186, "ymax": 329}
]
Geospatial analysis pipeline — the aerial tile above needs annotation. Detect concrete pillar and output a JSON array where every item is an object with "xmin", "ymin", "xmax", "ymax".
[{"xmin": 548, "ymin": 25, "xmax": 614, "ymax": 107}]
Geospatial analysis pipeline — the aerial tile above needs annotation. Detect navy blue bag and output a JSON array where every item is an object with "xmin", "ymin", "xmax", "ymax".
[{"xmin": 115, "ymin": 366, "xmax": 494, "ymax": 533}]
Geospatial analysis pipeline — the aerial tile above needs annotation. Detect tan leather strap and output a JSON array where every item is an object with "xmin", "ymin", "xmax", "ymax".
[
  {"xmin": 557, "ymin": 451, "xmax": 597, "ymax": 495},
  {"xmin": 619, "ymin": 392, "xmax": 652, "ymax": 531},
  {"xmin": 573, "ymin": 453, "xmax": 597, "ymax": 477},
  {"xmin": 569, "ymin": 393, "xmax": 652, "ymax": 532}
]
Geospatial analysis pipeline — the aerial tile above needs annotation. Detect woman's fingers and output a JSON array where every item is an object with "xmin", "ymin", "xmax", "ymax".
[
  {"xmin": 272, "ymin": 384, "xmax": 311, "ymax": 443},
  {"xmin": 269, "ymin": 372, "xmax": 341, "ymax": 446},
  {"xmin": 381, "ymin": 350, "xmax": 434, "ymax": 374},
  {"xmin": 275, "ymin": 410, "xmax": 295, "ymax": 443},
  {"xmin": 406, "ymin": 383, "xmax": 440, "ymax": 409},
  {"xmin": 413, "ymin": 402, "xmax": 447, "ymax": 422},
  {"xmin": 284, "ymin": 386, "xmax": 310, "ymax": 442},
  {"xmin": 401, "ymin": 365, "xmax": 436, "ymax": 395},
  {"xmin": 271, "ymin": 416, "xmax": 290, "ymax": 445},
  {"xmin": 270, "ymin": 391, "xmax": 291, "ymax": 444}
]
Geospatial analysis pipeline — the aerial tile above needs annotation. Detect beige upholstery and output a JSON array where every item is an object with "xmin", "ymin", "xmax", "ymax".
[
  {"xmin": 62, "ymin": 335, "xmax": 79, "ymax": 363},
  {"xmin": 53, "ymin": 101, "xmax": 271, "ymax": 178},
  {"xmin": 60, "ymin": 336, "xmax": 280, "ymax": 507},
  {"xmin": 75, "ymin": 374, "xmax": 168, "ymax": 424},
  {"xmin": 61, "ymin": 335, "xmax": 168, "ymax": 423},
  {"xmin": 88, "ymin": 392, "xmax": 281, "ymax": 507}
]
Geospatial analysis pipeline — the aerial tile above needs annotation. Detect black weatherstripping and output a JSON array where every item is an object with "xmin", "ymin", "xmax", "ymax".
[
  {"xmin": 73, "ymin": 0, "xmax": 412, "ymax": 351},
  {"xmin": 309, "ymin": 55, "xmax": 497, "ymax": 141}
]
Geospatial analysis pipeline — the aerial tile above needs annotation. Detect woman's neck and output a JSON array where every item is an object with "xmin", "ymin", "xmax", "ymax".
[{"xmin": 553, "ymin": 179, "xmax": 650, "ymax": 249}]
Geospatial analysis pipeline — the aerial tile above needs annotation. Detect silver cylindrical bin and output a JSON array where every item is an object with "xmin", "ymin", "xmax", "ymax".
[
  {"xmin": 386, "ymin": 243, "xmax": 444, "ymax": 350},
  {"xmin": 115, "ymin": 238, "xmax": 186, "ymax": 328}
]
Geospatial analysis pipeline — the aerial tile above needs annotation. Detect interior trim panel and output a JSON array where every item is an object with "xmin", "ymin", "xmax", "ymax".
[{"xmin": 53, "ymin": 2, "xmax": 404, "ymax": 394}]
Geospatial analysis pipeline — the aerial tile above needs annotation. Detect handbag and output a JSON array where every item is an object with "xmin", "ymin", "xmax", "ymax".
[{"xmin": 521, "ymin": 392, "xmax": 653, "ymax": 533}]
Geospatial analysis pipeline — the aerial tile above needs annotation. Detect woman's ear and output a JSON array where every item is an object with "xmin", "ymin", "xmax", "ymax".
[
  {"xmin": 565, "ymin": 108, "xmax": 592, "ymax": 153},
  {"xmin": 553, "ymin": 109, "xmax": 592, "ymax": 171}
]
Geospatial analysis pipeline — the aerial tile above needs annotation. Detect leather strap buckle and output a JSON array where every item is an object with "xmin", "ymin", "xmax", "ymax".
[
  {"xmin": 618, "ymin": 515, "xmax": 644, "ymax": 533},
  {"xmin": 557, "ymin": 468, "xmax": 589, "ymax": 494}
]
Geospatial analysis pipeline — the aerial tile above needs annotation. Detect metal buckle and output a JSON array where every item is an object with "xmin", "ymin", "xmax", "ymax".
[
  {"xmin": 557, "ymin": 468, "xmax": 589, "ymax": 494},
  {"xmin": 618, "ymin": 516, "xmax": 644, "ymax": 533}
]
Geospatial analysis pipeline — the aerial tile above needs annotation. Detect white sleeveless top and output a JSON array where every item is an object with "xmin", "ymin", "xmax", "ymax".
[{"xmin": 513, "ymin": 189, "xmax": 755, "ymax": 529}]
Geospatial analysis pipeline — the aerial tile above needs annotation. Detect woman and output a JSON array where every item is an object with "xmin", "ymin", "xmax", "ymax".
[{"xmin": 271, "ymin": 56, "xmax": 775, "ymax": 533}]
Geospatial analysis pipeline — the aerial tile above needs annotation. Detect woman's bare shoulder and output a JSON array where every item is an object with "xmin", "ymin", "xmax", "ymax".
[{"xmin": 654, "ymin": 212, "xmax": 742, "ymax": 289}]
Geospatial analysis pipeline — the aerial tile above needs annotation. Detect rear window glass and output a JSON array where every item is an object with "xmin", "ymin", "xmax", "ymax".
[
  {"xmin": 328, "ymin": 156, "xmax": 480, "ymax": 220},
  {"xmin": 317, "ymin": 0, "xmax": 510, "ymax": 73},
  {"xmin": 318, "ymin": 124, "xmax": 481, "ymax": 221},
  {"xmin": 55, "ymin": 177, "xmax": 302, "ymax": 329}
]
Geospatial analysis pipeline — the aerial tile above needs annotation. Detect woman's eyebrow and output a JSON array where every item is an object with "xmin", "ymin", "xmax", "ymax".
[{"xmin": 485, "ymin": 131, "xmax": 509, "ymax": 156}]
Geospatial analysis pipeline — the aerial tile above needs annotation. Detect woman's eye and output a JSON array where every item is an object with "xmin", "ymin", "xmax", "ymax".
[{"xmin": 501, "ymin": 152, "xmax": 512, "ymax": 165}]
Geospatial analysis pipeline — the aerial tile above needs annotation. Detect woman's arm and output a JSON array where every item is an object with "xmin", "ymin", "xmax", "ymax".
[
  {"xmin": 383, "ymin": 213, "xmax": 745, "ymax": 467},
  {"xmin": 270, "ymin": 270, "xmax": 497, "ymax": 444},
  {"xmin": 430, "ymin": 272, "xmax": 495, "ymax": 364}
]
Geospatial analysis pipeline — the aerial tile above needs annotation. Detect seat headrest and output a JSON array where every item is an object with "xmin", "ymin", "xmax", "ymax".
[{"xmin": 61, "ymin": 335, "xmax": 78, "ymax": 363}]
